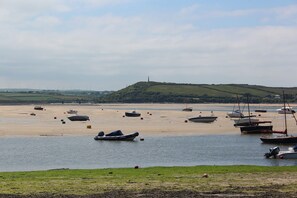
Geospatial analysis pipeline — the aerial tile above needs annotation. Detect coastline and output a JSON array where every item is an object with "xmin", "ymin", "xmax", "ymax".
[{"xmin": 0, "ymin": 103, "xmax": 296, "ymax": 137}]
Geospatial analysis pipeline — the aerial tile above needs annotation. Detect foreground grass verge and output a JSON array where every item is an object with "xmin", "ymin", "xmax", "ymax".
[{"xmin": 1, "ymin": 166, "xmax": 297, "ymax": 197}]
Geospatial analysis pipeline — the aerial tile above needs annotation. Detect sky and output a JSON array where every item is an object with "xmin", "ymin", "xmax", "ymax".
[{"xmin": 0, "ymin": 0, "xmax": 297, "ymax": 91}]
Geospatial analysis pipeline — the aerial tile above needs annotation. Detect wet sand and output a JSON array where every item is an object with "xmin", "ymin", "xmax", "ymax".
[{"xmin": 0, "ymin": 104, "xmax": 296, "ymax": 137}]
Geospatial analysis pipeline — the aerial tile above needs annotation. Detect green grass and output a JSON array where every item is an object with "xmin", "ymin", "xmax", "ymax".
[{"xmin": 1, "ymin": 166, "xmax": 297, "ymax": 196}]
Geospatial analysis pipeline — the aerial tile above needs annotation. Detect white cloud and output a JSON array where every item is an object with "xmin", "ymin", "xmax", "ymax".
[{"xmin": 0, "ymin": 1, "xmax": 297, "ymax": 89}]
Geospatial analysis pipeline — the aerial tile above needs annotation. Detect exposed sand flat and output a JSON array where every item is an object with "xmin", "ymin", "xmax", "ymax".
[{"xmin": 0, "ymin": 104, "xmax": 297, "ymax": 137}]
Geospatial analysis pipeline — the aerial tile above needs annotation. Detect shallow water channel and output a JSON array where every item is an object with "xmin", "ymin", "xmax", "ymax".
[{"xmin": 0, "ymin": 134, "xmax": 296, "ymax": 172}]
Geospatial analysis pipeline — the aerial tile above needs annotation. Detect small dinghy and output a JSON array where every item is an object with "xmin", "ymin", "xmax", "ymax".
[
  {"xmin": 125, "ymin": 111, "xmax": 141, "ymax": 117},
  {"xmin": 94, "ymin": 130, "xmax": 139, "ymax": 141},
  {"xmin": 68, "ymin": 115, "xmax": 90, "ymax": 121}
]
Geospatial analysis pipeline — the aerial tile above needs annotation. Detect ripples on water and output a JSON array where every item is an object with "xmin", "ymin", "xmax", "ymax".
[{"xmin": 0, "ymin": 135, "xmax": 296, "ymax": 172}]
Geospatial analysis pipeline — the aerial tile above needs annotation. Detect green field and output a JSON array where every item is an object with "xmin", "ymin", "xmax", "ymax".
[
  {"xmin": 1, "ymin": 166, "xmax": 297, "ymax": 197},
  {"xmin": 103, "ymin": 81, "xmax": 297, "ymax": 103},
  {"xmin": 1, "ymin": 82, "xmax": 297, "ymax": 104}
]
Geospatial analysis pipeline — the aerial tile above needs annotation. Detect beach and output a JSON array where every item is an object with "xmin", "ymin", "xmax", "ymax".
[{"xmin": 0, "ymin": 103, "xmax": 296, "ymax": 137}]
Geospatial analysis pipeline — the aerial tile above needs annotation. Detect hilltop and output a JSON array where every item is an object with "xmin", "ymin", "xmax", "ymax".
[
  {"xmin": 1, "ymin": 82, "xmax": 297, "ymax": 104},
  {"xmin": 100, "ymin": 81, "xmax": 297, "ymax": 103}
]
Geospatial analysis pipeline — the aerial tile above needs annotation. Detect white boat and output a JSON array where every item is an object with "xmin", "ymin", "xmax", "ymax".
[
  {"xmin": 67, "ymin": 109, "xmax": 78, "ymax": 114},
  {"xmin": 227, "ymin": 109, "xmax": 243, "ymax": 118},
  {"xmin": 265, "ymin": 146, "xmax": 297, "ymax": 159},
  {"xmin": 277, "ymin": 107, "xmax": 295, "ymax": 114},
  {"xmin": 233, "ymin": 117, "xmax": 259, "ymax": 126}
]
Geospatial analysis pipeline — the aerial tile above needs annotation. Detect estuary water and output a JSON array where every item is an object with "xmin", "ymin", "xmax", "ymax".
[{"xmin": 0, "ymin": 134, "xmax": 296, "ymax": 172}]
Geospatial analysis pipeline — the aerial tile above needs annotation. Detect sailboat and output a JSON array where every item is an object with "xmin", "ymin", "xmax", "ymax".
[
  {"xmin": 260, "ymin": 91, "xmax": 297, "ymax": 144},
  {"xmin": 227, "ymin": 95, "xmax": 244, "ymax": 118},
  {"xmin": 240, "ymin": 95, "xmax": 273, "ymax": 134}
]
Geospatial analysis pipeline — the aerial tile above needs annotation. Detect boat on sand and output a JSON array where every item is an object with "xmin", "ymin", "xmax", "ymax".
[
  {"xmin": 94, "ymin": 130, "xmax": 139, "ymax": 141},
  {"xmin": 125, "ymin": 111, "xmax": 141, "ymax": 117},
  {"xmin": 68, "ymin": 115, "xmax": 90, "ymax": 121},
  {"xmin": 188, "ymin": 113, "xmax": 217, "ymax": 123}
]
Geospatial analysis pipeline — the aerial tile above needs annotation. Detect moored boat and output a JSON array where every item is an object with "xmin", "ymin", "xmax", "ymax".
[
  {"xmin": 227, "ymin": 109, "xmax": 243, "ymax": 118},
  {"xmin": 239, "ymin": 95, "xmax": 273, "ymax": 134},
  {"xmin": 125, "ymin": 111, "xmax": 141, "ymax": 117},
  {"xmin": 277, "ymin": 107, "xmax": 295, "ymax": 114},
  {"xmin": 233, "ymin": 117, "xmax": 259, "ymax": 127},
  {"xmin": 264, "ymin": 145, "xmax": 297, "ymax": 159},
  {"xmin": 68, "ymin": 115, "xmax": 90, "ymax": 121},
  {"xmin": 240, "ymin": 124, "xmax": 273, "ymax": 134},
  {"xmin": 34, "ymin": 106, "xmax": 44, "ymax": 110},
  {"xmin": 260, "ymin": 91, "xmax": 297, "ymax": 144},
  {"xmin": 67, "ymin": 109, "xmax": 78, "ymax": 114},
  {"xmin": 94, "ymin": 130, "xmax": 139, "ymax": 141},
  {"xmin": 188, "ymin": 116, "xmax": 217, "ymax": 123},
  {"xmin": 182, "ymin": 107, "xmax": 193, "ymax": 112}
]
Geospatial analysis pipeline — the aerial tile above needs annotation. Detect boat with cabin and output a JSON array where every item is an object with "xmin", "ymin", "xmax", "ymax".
[{"xmin": 94, "ymin": 130, "xmax": 139, "ymax": 141}]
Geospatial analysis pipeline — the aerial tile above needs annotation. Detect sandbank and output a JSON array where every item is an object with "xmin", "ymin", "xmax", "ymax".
[{"xmin": 0, "ymin": 103, "xmax": 296, "ymax": 137}]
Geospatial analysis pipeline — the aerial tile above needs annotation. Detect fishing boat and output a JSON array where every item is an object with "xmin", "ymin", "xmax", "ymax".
[
  {"xmin": 94, "ymin": 130, "xmax": 139, "ymax": 141},
  {"xmin": 68, "ymin": 115, "xmax": 90, "ymax": 121},
  {"xmin": 260, "ymin": 91, "xmax": 297, "ymax": 144},
  {"xmin": 239, "ymin": 95, "xmax": 273, "ymax": 134},
  {"xmin": 264, "ymin": 145, "xmax": 297, "ymax": 159},
  {"xmin": 125, "ymin": 111, "xmax": 141, "ymax": 117}
]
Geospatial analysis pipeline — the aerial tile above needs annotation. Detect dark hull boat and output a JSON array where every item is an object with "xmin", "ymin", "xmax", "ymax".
[
  {"xmin": 68, "ymin": 115, "xmax": 90, "ymax": 121},
  {"xmin": 94, "ymin": 130, "xmax": 139, "ymax": 141},
  {"xmin": 240, "ymin": 96, "xmax": 273, "ymax": 134},
  {"xmin": 125, "ymin": 111, "xmax": 141, "ymax": 117},
  {"xmin": 240, "ymin": 125, "xmax": 273, "ymax": 134},
  {"xmin": 260, "ymin": 91, "xmax": 297, "ymax": 144},
  {"xmin": 182, "ymin": 107, "xmax": 193, "ymax": 112},
  {"xmin": 260, "ymin": 134, "xmax": 297, "ymax": 144},
  {"xmin": 188, "ymin": 116, "xmax": 217, "ymax": 123}
]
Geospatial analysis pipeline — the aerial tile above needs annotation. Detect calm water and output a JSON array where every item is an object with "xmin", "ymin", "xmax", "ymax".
[{"xmin": 0, "ymin": 134, "xmax": 296, "ymax": 172}]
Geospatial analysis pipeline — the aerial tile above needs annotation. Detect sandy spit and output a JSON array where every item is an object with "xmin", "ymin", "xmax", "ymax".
[{"xmin": 0, "ymin": 103, "xmax": 296, "ymax": 137}]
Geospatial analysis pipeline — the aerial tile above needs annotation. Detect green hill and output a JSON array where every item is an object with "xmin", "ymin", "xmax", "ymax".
[{"xmin": 100, "ymin": 81, "xmax": 297, "ymax": 103}]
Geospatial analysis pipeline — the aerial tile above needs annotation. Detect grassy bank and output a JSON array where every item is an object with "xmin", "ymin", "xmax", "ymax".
[{"xmin": 1, "ymin": 166, "xmax": 297, "ymax": 197}]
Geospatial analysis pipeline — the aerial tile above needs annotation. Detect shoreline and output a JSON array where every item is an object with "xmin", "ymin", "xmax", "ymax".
[{"xmin": 0, "ymin": 103, "xmax": 296, "ymax": 137}]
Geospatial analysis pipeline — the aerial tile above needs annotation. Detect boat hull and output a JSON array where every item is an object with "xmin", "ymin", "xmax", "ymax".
[
  {"xmin": 277, "ymin": 152, "xmax": 297, "ymax": 159},
  {"xmin": 240, "ymin": 125, "xmax": 273, "ymax": 134},
  {"xmin": 125, "ymin": 112, "xmax": 141, "ymax": 117},
  {"xmin": 68, "ymin": 115, "xmax": 90, "ymax": 121},
  {"xmin": 188, "ymin": 116, "xmax": 217, "ymax": 123},
  {"xmin": 94, "ymin": 132, "xmax": 139, "ymax": 141},
  {"xmin": 260, "ymin": 136, "xmax": 297, "ymax": 144}
]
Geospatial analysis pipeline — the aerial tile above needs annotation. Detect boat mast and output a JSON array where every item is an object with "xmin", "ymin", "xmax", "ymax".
[
  {"xmin": 283, "ymin": 91, "xmax": 288, "ymax": 136},
  {"xmin": 237, "ymin": 94, "xmax": 241, "ymax": 113},
  {"xmin": 247, "ymin": 95, "xmax": 251, "ymax": 124}
]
